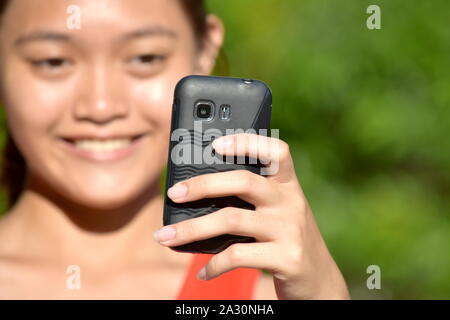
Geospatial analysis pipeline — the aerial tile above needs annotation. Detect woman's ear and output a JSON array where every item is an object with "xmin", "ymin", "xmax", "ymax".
[{"xmin": 194, "ymin": 14, "xmax": 225, "ymax": 75}]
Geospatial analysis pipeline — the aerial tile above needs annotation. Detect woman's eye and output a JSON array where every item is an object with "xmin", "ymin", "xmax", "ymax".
[
  {"xmin": 130, "ymin": 54, "xmax": 165, "ymax": 65},
  {"xmin": 30, "ymin": 58, "xmax": 70, "ymax": 70},
  {"xmin": 126, "ymin": 54, "xmax": 167, "ymax": 77}
]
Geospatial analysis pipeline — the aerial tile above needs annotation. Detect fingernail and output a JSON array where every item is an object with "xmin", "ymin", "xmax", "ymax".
[
  {"xmin": 168, "ymin": 183, "xmax": 188, "ymax": 200},
  {"xmin": 197, "ymin": 266, "xmax": 207, "ymax": 280},
  {"xmin": 153, "ymin": 226, "xmax": 176, "ymax": 242},
  {"xmin": 212, "ymin": 136, "xmax": 233, "ymax": 150}
]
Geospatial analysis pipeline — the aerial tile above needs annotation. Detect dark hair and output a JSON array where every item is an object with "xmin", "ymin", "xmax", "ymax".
[
  {"xmin": 0, "ymin": 1, "xmax": 8, "ymax": 16},
  {"xmin": 0, "ymin": 0, "xmax": 218, "ymax": 209}
]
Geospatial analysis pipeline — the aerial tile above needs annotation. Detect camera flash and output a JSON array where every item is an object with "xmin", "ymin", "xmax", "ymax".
[{"xmin": 219, "ymin": 104, "xmax": 231, "ymax": 120}]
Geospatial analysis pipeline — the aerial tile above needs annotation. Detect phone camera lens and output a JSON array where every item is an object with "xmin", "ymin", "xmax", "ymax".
[{"xmin": 196, "ymin": 103, "xmax": 212, "ymax": 119}]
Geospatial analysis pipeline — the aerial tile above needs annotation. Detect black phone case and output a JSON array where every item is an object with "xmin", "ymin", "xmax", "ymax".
[{"xmin": 163, "ymin": 75, "xmax": 272, "ymax": 254}]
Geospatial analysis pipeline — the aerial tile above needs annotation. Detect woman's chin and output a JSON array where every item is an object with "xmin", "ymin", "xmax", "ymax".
[
  {"xmin": 30, "ymin": 164, "xmax": 163, "ymax": 211},
  {"xmin": 64, "ymin": 185, "xmax": 150, "ymax": 211}
]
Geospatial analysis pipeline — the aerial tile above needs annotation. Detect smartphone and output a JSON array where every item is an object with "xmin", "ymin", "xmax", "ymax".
[{"xmin": 163, "ymin": 75, "xmax": 272, "ymax": 254}]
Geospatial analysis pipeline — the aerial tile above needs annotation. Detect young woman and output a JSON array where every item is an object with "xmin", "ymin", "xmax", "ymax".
[{"xmin": 0, "ymin": 0, "xmax": 350, "ymax": 299}]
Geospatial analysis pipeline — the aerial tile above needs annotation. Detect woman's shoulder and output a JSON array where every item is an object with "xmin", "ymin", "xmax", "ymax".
[
  {"xmin": 0, "ymin": 211, "xmax": 18, "ymax": 255},
  {"xmin": 0, "ymin": 210, "xmax": 23, "ymax": 256},
  {"xmin": 0, "ymin": 211, "xmax": 52, "ymax": 298}
]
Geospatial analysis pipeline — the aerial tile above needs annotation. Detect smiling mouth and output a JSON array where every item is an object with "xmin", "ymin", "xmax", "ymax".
[
  {"xmin": 58, "ymin": 134, "xmax": 147, "ymax": 161},
  {"xmin": 60, "ymin": 134, "xmax": 144, "ymax": 152}
]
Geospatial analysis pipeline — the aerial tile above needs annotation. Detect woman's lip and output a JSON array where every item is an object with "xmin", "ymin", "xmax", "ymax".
[
  {"xmin": 57, "ymin": 134, "xmax": 147, "ymax": 162},
  {"xmin": 60, "ymin": 134, "xmax": 144, "ymax": 143}
]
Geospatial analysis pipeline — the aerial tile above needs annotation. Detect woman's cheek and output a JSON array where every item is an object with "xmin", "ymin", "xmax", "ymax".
[
  {"xmin": 4, "ymin": 74, "xmax": 70, "ymax": 161},
  {"xmin": 131, "ymin": 78, "xmax": 174, "ymax": 143}
]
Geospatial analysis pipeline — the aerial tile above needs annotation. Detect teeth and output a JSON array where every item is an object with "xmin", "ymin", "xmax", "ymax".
[{"xmin": 74, "ymin": 139, "xmax": 132, "ymax": 152}]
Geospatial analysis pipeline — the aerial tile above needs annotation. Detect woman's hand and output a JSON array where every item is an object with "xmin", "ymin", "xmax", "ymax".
[{"xmin": 153, "ymin": 133, "xmax": 350, "ymax": 300}]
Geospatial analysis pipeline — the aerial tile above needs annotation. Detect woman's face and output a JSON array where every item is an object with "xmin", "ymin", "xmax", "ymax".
[{"xmin": 0, "ymin": 0, "xmax": 220, "ymax": 209}]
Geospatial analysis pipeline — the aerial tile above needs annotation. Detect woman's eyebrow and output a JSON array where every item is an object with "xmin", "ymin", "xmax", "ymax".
[
  {"xmin": 14, "ymin": 25, "xmax": 178, "ymax": 47},
  {"xmin": 14, "ymin": 31, "xmax": 70, "ymax": 47},
  {"xmin": 122, "ymin": 25, "xmax": 178, "ymax": 41}
]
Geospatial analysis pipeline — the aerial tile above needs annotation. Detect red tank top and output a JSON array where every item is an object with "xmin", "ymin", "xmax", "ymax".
[{"xmin": 176, "ymin": 253, "xmax": 262, "ymax": 299}]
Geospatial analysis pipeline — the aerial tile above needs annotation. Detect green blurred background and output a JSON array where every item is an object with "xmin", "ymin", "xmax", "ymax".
[
  {"xmin": 206, "ymin": 0, "xmax": 449, "ymax": 299},
  {"xmin": 0, "ymin": 0, "xmax": 449, "ymax": 299}
]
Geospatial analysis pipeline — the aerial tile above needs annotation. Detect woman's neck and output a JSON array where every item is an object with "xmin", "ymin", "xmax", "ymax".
[{"xmin": 2, "ymin": 174, "xmax": 169, "ymax": 269}]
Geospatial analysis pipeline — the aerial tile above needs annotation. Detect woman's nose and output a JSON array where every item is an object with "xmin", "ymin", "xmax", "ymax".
[{"xmin": 73, "ymin": 64, "xmax": 128, "ymax": 124}]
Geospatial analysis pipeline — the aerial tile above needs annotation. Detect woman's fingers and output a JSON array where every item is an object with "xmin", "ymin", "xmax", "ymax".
[
  {"xmin": 212, "ymin": 133, "xmax": 296, "ymax": 183},
  {"xmin": 197, "ymin": 242, "xmax": 282, "ymax": 281},
  {"xmin": 167, "ymin": 169, "xmax": 278, "ymax": 208},
  {"xmin": 153, "ymin": 206, "xmax": 280, "ymax": 246}
]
